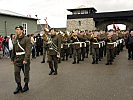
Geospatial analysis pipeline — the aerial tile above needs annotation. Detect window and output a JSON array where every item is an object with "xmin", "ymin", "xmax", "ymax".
[
  {"xmin": 81, "ymin": 10, "xmax": 88, "ymax": 14},
  {"xmin": 73, "ymin": 10, "xmax": 81, "ymax": 14},
  {"xmin": 22, "ymin": 23, "xmax": 27, "ymax": 35}
]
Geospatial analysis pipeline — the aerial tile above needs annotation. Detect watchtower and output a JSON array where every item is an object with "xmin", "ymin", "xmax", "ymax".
[{"xmin": 67, "ymin": 5, "xmax": 97, "ymax": 31}]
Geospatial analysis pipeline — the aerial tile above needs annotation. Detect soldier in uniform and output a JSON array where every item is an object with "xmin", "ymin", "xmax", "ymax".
[
  {"xmin": 118, "ymin": 30, "xmax": 124, "ymax": 52},
  {"xmin": 69, "ymin": 31, "xmax": 74, "ymax": 58},
  {"xmin": 11, "ymin": 26, "xmax": 31, "ymax": 94},
  {"xmin": 99, "ymin": 31, "xmax": 107, "ymax": 60},
  {"xmin": 41, "ymin": 28, "xmax": 49, "ymax": 63},
  {"xmin": 46, "ymin": 28, "xmax": 61, "ymax": 75},
  {"xmin": 78, "ymin": 31, "xmax": 87, "ymax": 61},
  {"xmin": 85, "ymin": 31, "xmax": 91, "ymax": 58},
  {"xmin": 71, "ymin": 32, "xmax": 80, "ymax": 64},
  {"xmin": 90, "ymin": 32, "xmax": 101, "ymax": 64},
  {"xmin": 112, "ymin": 31, "xmax": 118, "ymax": 58},
  {"xmin": 62, "ymin": 32, "xmax": 70, "ymax": 61},
  {"xmin": 105, "ymin": 33, "xmax": 116, "ymax": 65}
]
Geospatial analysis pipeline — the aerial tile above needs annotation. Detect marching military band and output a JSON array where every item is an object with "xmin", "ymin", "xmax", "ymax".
[
  {"xmin": 40, "ymin": 28, "xmax": 127, "ymax": 66},
  {"xmin": 10, "ymin": 25, "xmax": 131, "ymax": 94}
]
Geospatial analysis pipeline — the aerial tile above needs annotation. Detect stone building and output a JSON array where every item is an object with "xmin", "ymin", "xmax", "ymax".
[
  {"xmin": 67, "ymin": 5, "xmax": 133, "ymax": 31},
  {"xmin": 67, "ymin": 6, "xmax": 96, "ymax": 31}
]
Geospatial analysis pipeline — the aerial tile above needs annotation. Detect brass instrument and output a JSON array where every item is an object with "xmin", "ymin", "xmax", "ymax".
[
  {"xmin": 63, "ymin": 33, "xmax": 68, "ymax": 42},
  {"xmin": 72, "ymin": 33, "xmax": 79, "ymax": 42},
  {"xmin": 107, "ymin": 35, "xmax": 114, "ymax": 49},
  {"xmin": 93, "ymin": 37, "xmax": 98, "ymax": 42},
  {"xmin": 91, "ymin": 33, "xmax": 96, "ymax": 38},
  {"xmin": 107, "ymin": 35, "xmax": 113, "ymax": 42},
  {"xmin": 47, "ymin": 35, "xmax": 60, "ymax": 58},
  {"xmin": 62, "ymin": 33, "xmax": 69, "ymax": 49},
  {"xmin": 91, "ymin": 33, "xmax": 98, "ymax": 42},
  {"xmin": 91, "ymin": 33, "xmax": 100, "ymax": 48}
]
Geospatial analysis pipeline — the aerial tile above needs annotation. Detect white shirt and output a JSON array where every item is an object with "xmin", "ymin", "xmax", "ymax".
[{"xmin": 8, "ymin": 38, "xmax": 13, "ymax": 50}]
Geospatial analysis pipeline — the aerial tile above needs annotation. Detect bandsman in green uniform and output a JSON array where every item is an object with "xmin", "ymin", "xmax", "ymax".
[
  {"xmin": 62, "ymin": 32, "xmax": 70, "ymax": 61},
  {"xmin": 90, "ymin": 32, "xmax": 101, "ymax": 64},
  {"xmin": 46, "ymin": 28, "xmax": 61, "ymax": 75},
  {"xmin": 71, "ymin": 32, "xmax": 80, "ymax": 64},
  {"xmin": 78, "ymin": 31, "xmax": 87, "ymax": 61},
  {"xmin": 41, "ymin": 28, "xmax": 49, "ymax": 63},
  {"xmin": 105, "ymin": 32, "xmax": 116, "ymax": 65}
]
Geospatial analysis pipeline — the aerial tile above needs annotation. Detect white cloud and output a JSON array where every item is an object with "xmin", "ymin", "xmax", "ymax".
[{"xmin": 0, "ymin": 0, "xmax": 133, "ymax": 27}]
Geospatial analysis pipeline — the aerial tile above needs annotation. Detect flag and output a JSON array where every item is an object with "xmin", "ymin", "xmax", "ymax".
[
  {"xmin": 113, "ymin": 24, "xmax": 116, "ymax": 30},
  {"xmin": 115, "ymin": 24, "xmax": 120, "ymax": 30}
]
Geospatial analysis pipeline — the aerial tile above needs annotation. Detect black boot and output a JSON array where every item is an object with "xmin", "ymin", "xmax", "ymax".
[
  {"xmin": 128, "ymin": 58, "xmax": 131, "ymax": 60},
  {"xmin": 13, "ymin": 83, "xmax": 22, "ymax": 94},
  {"xmin": 109, "ymin": 61, "xmax": 112, "ymax": 65},
  {"xmin": 49, "ymin": 69, "xmax": 55, "ymax": 75},
  {"xmin": 22, "ymin": 83, "xmax": 29, "ymax": 92},
  {"xmin": 110, "ymin": 62, "xmax": 112, "ymax": 65},
  {"xmin": 41, "ymin": 60, "xmax": 45, "ymax": 63},
  {"xmin": 77, "ymin": 60, "xmax": 79, "ymax": 64},
  {"xmin": 53, "ymin": 69, "xmax": 57, "ymax": 75},
  {"xmin": 95, "ymin": 59, "xmax": 98, "ymax": 64},
  {"xmin": 72, "ymin": 61, "xmax": 76, "ymax": 64},
  {"xmin": 62, "ymin": 58, "xmax": 65, "ymax": 61},
  {"xmin": 106, "ymin": 62, "xmax": 110, "ymax": 65},
  {"xmin": 81, "ymin": 58, "xmax": 84, "ymax": 61},
  {"xmin": 66, "ymin": 57, "xmax": 68, "ymax": 61},
  {"xmin": 92, "ymin": 58, "xmax": 95, "ymax": 64}
]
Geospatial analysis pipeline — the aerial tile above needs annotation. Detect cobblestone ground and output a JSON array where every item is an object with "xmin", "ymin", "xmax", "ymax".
[{"xmin": 0, "ymin": 48, "xmax": 133, "ymax": 100}]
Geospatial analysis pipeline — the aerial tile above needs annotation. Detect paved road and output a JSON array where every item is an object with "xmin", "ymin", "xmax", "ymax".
[{"xmin": 0, "ymin": 48, "xmax": 133, "ymax": 100}]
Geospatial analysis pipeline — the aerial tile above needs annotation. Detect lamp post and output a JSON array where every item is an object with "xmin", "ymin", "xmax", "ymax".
[{"xmin": 5, "ymin": 21, "xmax": 7, "ymax": 36}]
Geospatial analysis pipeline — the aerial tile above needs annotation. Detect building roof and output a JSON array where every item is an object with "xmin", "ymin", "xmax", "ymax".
[
  {"xmin": 67, "ymin": 5, "xmax": 97, "ymax": 12},
  {"xmin": 94, "ymin": 10, "xmax": 133, "ymax": 18},
  {"xmin": 67, "ymin": 9, "xmax": 133, "ymax": 20},
  {"xmin": 0, "ymin": 9, "xmax": 37, "ymax": 20}
]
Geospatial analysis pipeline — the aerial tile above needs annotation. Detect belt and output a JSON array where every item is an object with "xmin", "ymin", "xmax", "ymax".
[{"xmin": 16, "ymin": 52, "xmax": 25, "ymax": 55}]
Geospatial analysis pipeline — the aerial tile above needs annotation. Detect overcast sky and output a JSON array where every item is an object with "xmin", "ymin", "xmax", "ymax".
[{"xmin": 0, "ymin": 0, "xmax": 133, "ymax": 28}]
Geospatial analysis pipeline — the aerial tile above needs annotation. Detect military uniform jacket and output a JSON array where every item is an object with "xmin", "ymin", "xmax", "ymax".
[
  {"xmin": 47, "ymin": 35, "xmax": 61, "ymax": 55},
  {"xmin": 43, "ymin": 36, "xmax": 49, "ymax": 49},
  {"xmin": 78, "ymin": 35, "xmax": 87, "ymax": 42},
  {"xmin": 11, "ymin": 34, "xmax": 31, "ymax": 66}
]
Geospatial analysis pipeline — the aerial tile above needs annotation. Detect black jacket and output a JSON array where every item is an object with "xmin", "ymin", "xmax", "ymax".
[{"xmin": 125, "ymin": 34, "xmax": 133, "ymax": 48}]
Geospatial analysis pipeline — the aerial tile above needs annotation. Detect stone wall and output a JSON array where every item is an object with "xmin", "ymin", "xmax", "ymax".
[{"xmin": 67, "ymin": 18, "xmax": 96, "ymax": 31}]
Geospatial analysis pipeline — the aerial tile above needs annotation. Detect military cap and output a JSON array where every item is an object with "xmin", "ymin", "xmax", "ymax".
[{"xmin": 15, "ymin": 26, "xmax": 23, "ymax": 30}]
